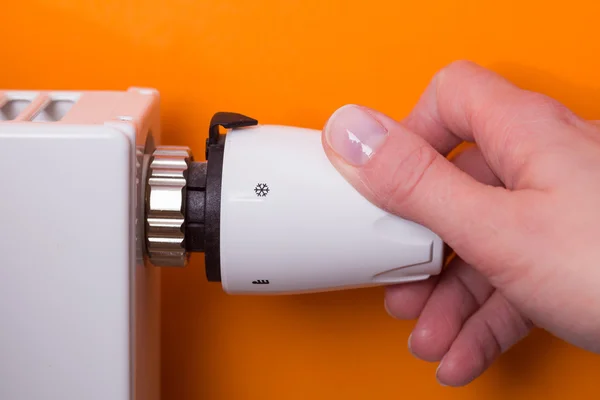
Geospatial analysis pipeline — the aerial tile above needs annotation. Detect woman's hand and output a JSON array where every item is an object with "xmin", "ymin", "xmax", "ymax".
[{"xmin": 321, "ymin": 60, "xmax": 600, "ymax": 386}]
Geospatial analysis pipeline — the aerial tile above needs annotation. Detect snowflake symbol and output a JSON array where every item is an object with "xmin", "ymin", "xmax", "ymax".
[{"xmin": 254, "ymin": 183, "xmax": 270, "ymax": 197}]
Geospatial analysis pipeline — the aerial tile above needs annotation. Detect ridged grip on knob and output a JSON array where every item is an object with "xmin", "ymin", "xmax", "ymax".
[{"xmin": 145, "ymin": 146, "xmax": 193, "ymax": 266}]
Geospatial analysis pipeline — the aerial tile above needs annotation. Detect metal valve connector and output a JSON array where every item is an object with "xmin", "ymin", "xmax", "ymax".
[
  {"xmin": 143, "ymin": 112, "xmax": 258, "ymax": 280},
  {"xmin": 144, "ymin": 146, "xmax": 193, "ymax": 266}
]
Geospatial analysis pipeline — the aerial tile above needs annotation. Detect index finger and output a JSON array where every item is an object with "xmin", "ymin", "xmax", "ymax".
[{"xmin": 401, "ymin": 60, "xmax": 586, "ymax": 188}]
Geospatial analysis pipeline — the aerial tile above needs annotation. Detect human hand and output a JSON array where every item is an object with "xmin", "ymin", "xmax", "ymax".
[{"xmin": 320, "ymin": 60, "xmax": 600, "ymax": 386}]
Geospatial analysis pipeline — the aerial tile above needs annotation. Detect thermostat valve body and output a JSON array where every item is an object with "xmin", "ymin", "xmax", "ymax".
[{"xmin": 143, "ymin": 112, "xmax": 445, "ymax": 295}]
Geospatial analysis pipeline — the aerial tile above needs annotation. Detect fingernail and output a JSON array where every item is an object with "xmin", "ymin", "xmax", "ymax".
[
  {"xmin": 407, "ymin": 333, "xmax": 415, "ymax": 355},
  {"xmin": 436, "ymin": 360, "xmax": 448, "ymax": 387},
  {"xmin": 384, "ymin": 298, "xmax": 395, "ymax": 319},
  {"xmin": 325, "ymin": 104, "xmax": 388, "ymax": 165}
]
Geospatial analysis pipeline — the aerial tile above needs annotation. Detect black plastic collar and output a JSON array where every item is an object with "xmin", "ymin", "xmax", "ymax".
[{"xmin": 188, "ymin": 112, "xmax": 258, "ymax": 282}]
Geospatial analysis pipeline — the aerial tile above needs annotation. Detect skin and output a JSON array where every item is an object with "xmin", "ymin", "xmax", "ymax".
[{"xmin": 320, "ymin": 60, "xmax": 600, "ymax": 387}]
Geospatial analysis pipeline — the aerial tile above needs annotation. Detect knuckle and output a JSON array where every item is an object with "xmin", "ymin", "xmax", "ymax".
[
  {"xmin": 434, "ymin": 61, "xmax": 491, "ymax": 128},
  {"xmin": 438, "ymin": 60, "xmax": 480, "ymax": 80},
  {"xmin": 434, "ymin": 60, "xmax": 483, "ymax": 96},
  {"xmin": 474, "ymin": 91, "xmax": 578, "ymax": 188},
  {"xmin": 380, "ymin": 145, "xmax": 439, "ymax": 210},
  {"xmin": 518, "ymin": 90, "xmax": 577, "ymax": 125}
]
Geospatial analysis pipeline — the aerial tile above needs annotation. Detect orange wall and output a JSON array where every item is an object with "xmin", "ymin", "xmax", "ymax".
[{"xmin": 2, "ymin": 1, "xmax": 600, "ymax": 399}]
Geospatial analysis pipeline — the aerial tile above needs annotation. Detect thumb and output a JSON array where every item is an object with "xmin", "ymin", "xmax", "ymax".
[{"xmin": 321, "ymin": 104, "xmax": 518, "ymax": 267}]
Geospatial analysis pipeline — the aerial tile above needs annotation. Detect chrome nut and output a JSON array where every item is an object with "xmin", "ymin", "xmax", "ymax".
[{"xmin": 145, "ymin": 146, "xmax": 193, "ymax": 266}]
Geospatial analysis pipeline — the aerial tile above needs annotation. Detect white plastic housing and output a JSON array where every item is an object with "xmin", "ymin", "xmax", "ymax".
[
  {"xmin": 219, "ymin": 125, "xmax": 444, "ymax": 294},
  {"xmin": 0, "ymin": 88, "xmax": 161, "ymax": 400}
]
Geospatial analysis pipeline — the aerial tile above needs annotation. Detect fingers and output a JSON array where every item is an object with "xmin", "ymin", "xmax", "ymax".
[
  {"xmin": 400, "ymin": 60, "xmax": 584, "ymax": 188},
  {"xmin": 385, "ymin": 278, "xmax": 439, "ymax": 320},
  {"xmin": 449, "ymin": 145, "xmax": 502, "ymax": 187},
  {"xmin": 400, "ymin": 78, "xmax": 462, "ymax": 156},
  {"xmin": 407, "ymin": 258, "xmax": 494, "ymax": 362},
  {"xmin": 435, "ymin": 291, "xmax": 533, "ymax": 387},
  {"xmin": 384, "ymin": 145, "xmax": 501, "ymax": 321},
  {"xmin": 322, "ymin": 103, "xmax": 518, "ymax": 263}
]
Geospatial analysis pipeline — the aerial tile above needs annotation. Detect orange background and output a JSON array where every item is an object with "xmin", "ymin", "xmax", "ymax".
[{"xmin": 2, "ymin": 1, "xmax": 600, "ymax": 399}]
